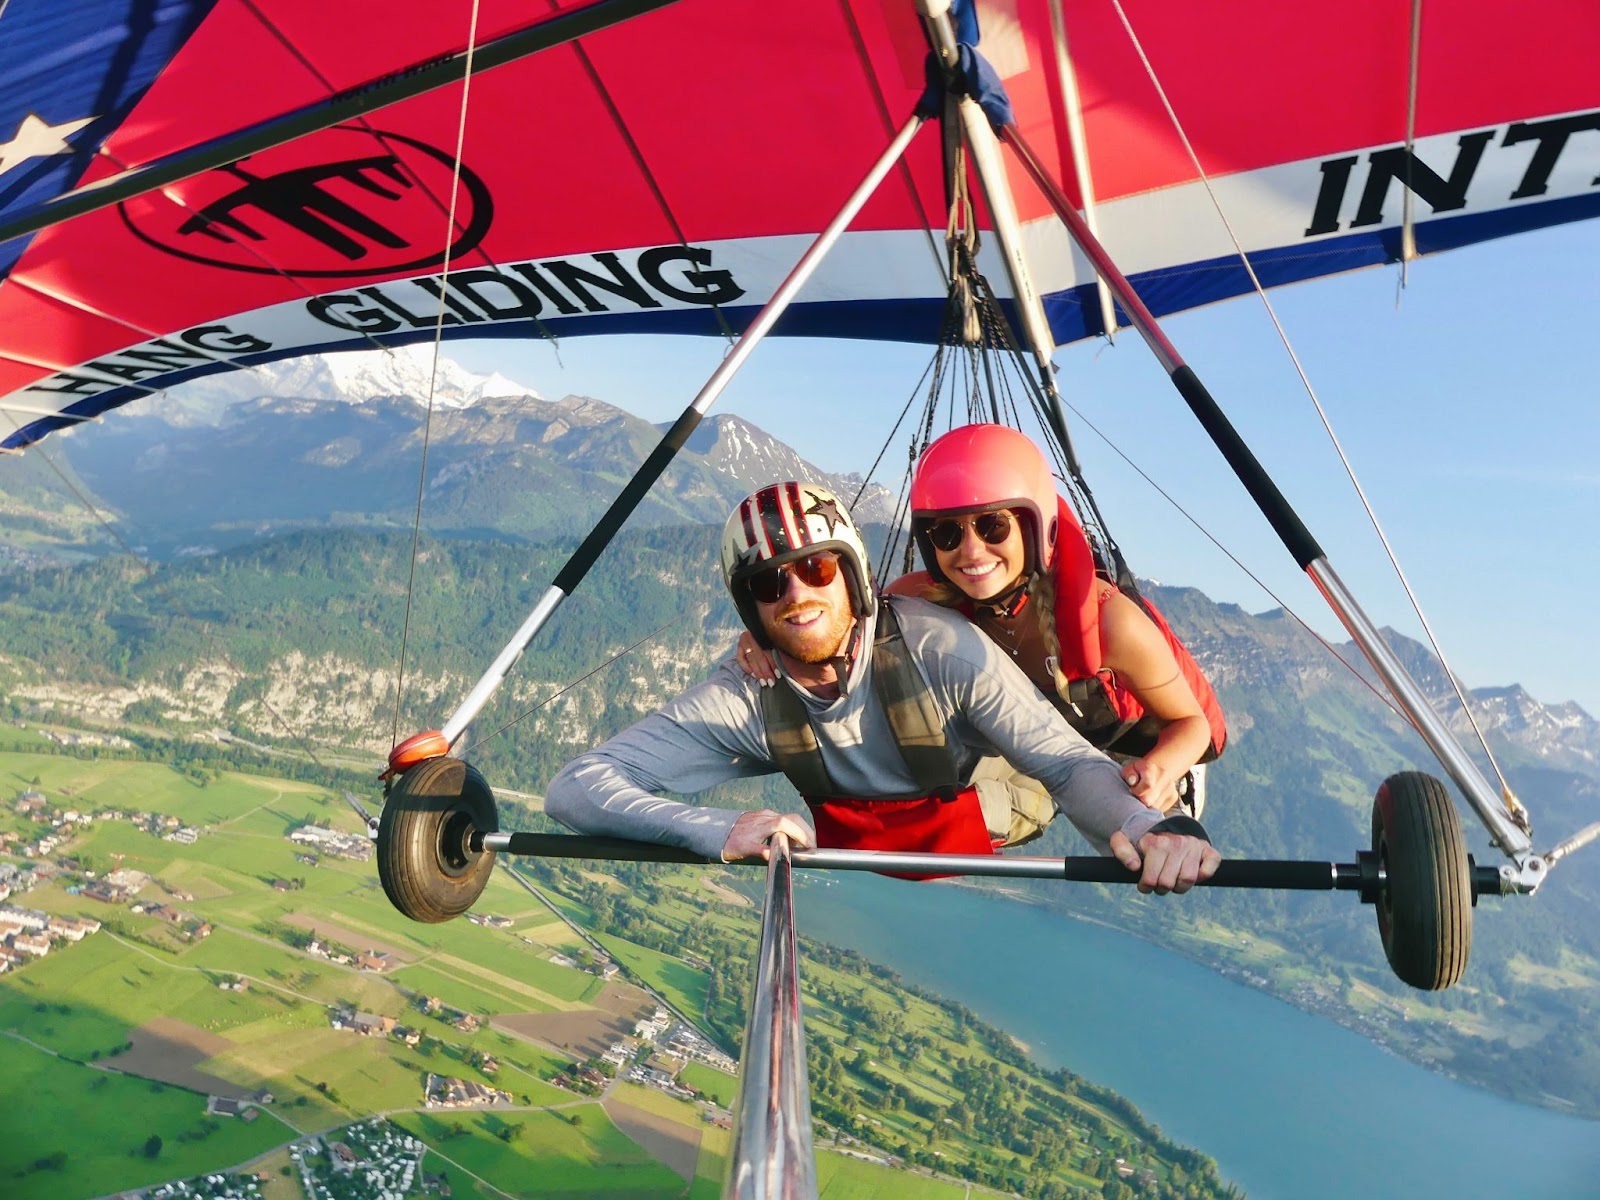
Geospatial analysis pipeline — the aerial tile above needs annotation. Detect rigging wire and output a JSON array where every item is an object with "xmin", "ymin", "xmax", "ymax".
[
  {"xmin": 1048, "ymin": 396, "xmax": 1410, "ymax": 723},
  {"xmin": 471, "ymin": 616, "xmax": 686, "ymax": 749},
  {"xmin": 235, "ymin": 0, "xmax": 564, "ymax": 355},
  {"xmin": 861, "ymin": 220, "xmax": 1409, "ymax": 723},
  {"xmin": 4, "ymin": 4, "xmax": 1481, "ymax": 791},
  {"xmin": 853, "ymin": 355, "xmax": 936, "ymax": 512},
  {"xmin": 390, "ymin": 0, "xmax": 486, "ymax": 753},
  {"xmin": 1108, "ymin": 0, "xmax": 1511, "ymax": 791},
  {"xmin": 560, "ymin": 9, "xmax": 739, "ymax": 349},
  {"xmin": 837, "ymin": 0, "xmax": 949, "ymax": 288}
]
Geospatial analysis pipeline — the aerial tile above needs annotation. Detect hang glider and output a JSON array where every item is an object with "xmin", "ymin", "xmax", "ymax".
[
  {"xmin": 3, "ymin": 0, "xmax": 1599, "ymax": 450},
  {"xmin": 11, "ymin": 9, "xmax": 1600, "ymax": 1191}
]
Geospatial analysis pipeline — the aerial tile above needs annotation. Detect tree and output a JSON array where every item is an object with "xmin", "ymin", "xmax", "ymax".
[{"xmin": 143, "ymin": 1135, "xmax": 162, "ymax": 1159}]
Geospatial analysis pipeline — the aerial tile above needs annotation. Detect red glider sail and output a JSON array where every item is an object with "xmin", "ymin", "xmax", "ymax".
[{"xmin": 3, "ymin": 0, "xmax": 1599, "ymax": 449}]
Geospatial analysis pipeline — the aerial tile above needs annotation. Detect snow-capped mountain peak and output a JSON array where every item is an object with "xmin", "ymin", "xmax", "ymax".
[
  {"xmin": 318, "ymin": 344, "xmax": 540, "ymax": 408},
  {"xmin": 116, "ymin": 345, "xmax": 542, "ymax": 428},
  {"xmin": 691, "ymin": 413, "xmax": 899, "ymax": 526}
]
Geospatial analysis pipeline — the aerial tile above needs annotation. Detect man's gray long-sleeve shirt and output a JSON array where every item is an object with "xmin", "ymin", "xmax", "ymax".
[{"xmin": 545, "ymin": 596, "xmax": 1166, "ymax": 860}]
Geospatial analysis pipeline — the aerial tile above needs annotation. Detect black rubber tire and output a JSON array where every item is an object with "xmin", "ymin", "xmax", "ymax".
[
  {"xmin": 1372, "ymin": 772, "xmax": 1472, "ymax": 990},
  {"xmin": 377, "ymin": 755, "xmax": 498, "ymax": 923}
]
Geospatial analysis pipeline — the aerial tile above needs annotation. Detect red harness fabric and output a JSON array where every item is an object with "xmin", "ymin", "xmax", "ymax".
[
  {"xmin": 1091, "ymin": 589, "xmax": 1228, "ymax": 760},
  {"xmin": 1044, "ymin": 494, "xmax": 1226, "ymax": 758},
  {"xmin": 806, "ymin": 786, "xmax": 997, "ymax": 880}
]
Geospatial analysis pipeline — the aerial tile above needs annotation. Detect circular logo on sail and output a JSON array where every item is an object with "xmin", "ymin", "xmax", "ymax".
[{"xmin": 119, "ymin": 126, "xmax": 492, "ymax": 277}]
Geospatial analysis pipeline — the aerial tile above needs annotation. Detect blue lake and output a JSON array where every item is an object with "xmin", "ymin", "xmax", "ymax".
[{"xmin": 793, "ymin": 872, "xmax": 1600, "ymax": 1199}]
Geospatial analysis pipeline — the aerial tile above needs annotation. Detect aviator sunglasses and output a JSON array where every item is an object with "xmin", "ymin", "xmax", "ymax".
[
  {"xmin": 747, "ymin": 552, "xmax": 841, "ymax": 604},
  {"xmin": 924, "ymin": 510, "xmax": 1015, "ymax": 553}
]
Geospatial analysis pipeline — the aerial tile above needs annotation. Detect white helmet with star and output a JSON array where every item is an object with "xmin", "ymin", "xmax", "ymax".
[{"xmin": 720, "ymin": 482, "xmax": 875, "ymax": 644}]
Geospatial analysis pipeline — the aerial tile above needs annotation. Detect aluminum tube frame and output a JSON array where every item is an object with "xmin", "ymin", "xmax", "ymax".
[
  {"xmin": 436, "ymin": 112, "xmax": 925, "ymax": 744},
  {"xmin": 922, "ymin": 10, "xmax": 1057, "ymax": 366},
  {"xmin": 726, "ymin": 835, "xmax": 817, "ymax": 1200},
  {"xmin": 953, "ymin": 98, "xmax": 1058, "ymax": 363},
  {"xmin": 1311, "ymin": 560, "xmax": 1535, "ymax": 858},
  {"xmin": 1001, "ymin": 127, "xmax": 1187, "ymax": 372},
  {"xmin": 0, "ymin": 0, "xmax": 693, "ymax": 248},
  {"xmin": 920, "ymin": 9, "xmax": 1101, "ymax": 505},
  {"xmin": 955, "ymin": 93, "xmax": 1094, "ymax": 462},
  {"xmin": 1000, "ymin": 123, "xmax": 1538, "ymax": 869},
  {"xmin": 473, "ymin": 832, "xmax": 1507, "ymax": 898},
  {"xmin": 1046, "ymin": 0, "xmax": 1118, "ymax": 340}
]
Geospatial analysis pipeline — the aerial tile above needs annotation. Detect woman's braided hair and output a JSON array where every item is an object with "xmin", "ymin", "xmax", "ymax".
[{"xmin": 1028, "ymin": 565, "xmax": 1071, "ymax": 696}]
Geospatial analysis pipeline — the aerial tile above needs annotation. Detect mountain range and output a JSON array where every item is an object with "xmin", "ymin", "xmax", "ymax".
[{"xmin": 13, "ymin": 345, "xmax": 897, "ymax": 557}]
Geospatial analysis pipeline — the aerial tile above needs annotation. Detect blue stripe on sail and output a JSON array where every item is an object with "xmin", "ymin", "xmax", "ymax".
[
  {"xmin": 0, "ymin": 0, "xmax": 217, "ymax": 277},
  {"xmin": 1056, "ymin": 191, "xmax": 1600, "ymax": 344},
  {"xmin": 7, "ymin": 192, "xmax": 1599, "ymax": 450}
]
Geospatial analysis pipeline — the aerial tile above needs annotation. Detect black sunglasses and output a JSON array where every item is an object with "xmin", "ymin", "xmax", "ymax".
[
  {"xmin": 747, "ymin": 551, "xmax": 841, "ymax": 604},
  {"xmin": 924, "ymin": 510, "xmax": 1015, "ymax": 553}
]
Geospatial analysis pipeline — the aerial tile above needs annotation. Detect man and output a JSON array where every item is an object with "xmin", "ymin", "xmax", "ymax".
[{"xmin": 546, "ymin": 482, "xmax": 1219, "ymax": 894}]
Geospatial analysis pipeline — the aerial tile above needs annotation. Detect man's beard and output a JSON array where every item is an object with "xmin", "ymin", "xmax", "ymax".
[{"xmin": 765, "ymin": 601, "xmax": 852, "ymax": 664}]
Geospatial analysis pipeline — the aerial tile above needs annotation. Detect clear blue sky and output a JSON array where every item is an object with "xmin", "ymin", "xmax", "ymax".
[{"xmin": 446, "ymin": 220, "xmax": 1600, "ymax": 718}]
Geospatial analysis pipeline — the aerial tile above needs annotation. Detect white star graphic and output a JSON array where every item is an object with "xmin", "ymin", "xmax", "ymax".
[{"xmin": 0, "ymin": 113, "xmax": 97, "ymax": 178}]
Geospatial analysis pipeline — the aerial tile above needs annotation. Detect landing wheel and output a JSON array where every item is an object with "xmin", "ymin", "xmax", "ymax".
[
  {"xmin": 377, "ymin": 755, "xmax": 498, "ymax": 923},
  {"xmin": 1371, "ymin": 772, "xmax": 1473, "ymax": 990}
]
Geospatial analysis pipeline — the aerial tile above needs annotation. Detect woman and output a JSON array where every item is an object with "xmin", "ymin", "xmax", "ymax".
[{"xmin": 736, "ymin": 424, "xmax": 1224, "ymax": 817}]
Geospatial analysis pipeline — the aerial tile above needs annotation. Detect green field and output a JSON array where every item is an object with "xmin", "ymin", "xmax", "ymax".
[
  {"xmin": 1, "ymin": 745, "xmax": 1231, "ymax": 1200},
  {"xmin": 0, "ymin": 749, "xmax": 723, "ymax": 1198},
  {"xmin": 393, "ymin": 1108, "xmax": 685, "ymax": 1199},
  {"xmin": 0, "ymin": 1038, "xmax": 285, "ymax": 1200},
  {"xmin": 593, "ymin": 935, "xmax": 713, "ymax": 1023},
  {"xmin": 814, "ymin": 1150, "xmax": 972, "ymax": 1199},
  {"xmin": 680, "ymin": 1061, "xmax": 737, "ymax": 1107},
  {"xmin": 388, "ymin": 962, "xmax": 547, "ymax": 1016}
]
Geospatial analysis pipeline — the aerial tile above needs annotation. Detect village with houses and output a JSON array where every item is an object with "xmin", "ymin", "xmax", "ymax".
[
  {"xmin": 0, "ymin": 772, "xmax": 750, "ymax": 1199},
  {"xmin": 6, "ymin": 785, "xmax": 202, "ymax": 870},
  {"xmin": 553, "ymin": 1002, "xmax": 737, "ymax": 1105},
  {"xmin": 284, "ymin": 822, "xmax": 374, "ymax": 864},
  {"xmin": 34, "ymin": 728, "xmax": 134, "ymax": 753},
  {"xmin": 8, "ymin": 786, "xmax": 205, "ymax": 855},
  {"xmin": 0, "ymin": 897, "xmax": 101, "ymax": 972},
  {"xmin": 114, "ymin": 1118, "xmax": 446, "ymax": 1200},
  {"xmin": 287, "ymin": 1120, "xmax": 446, "ymax": 1200}
]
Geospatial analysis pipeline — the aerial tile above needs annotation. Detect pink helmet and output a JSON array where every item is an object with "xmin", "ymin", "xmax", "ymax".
[{"xmin": 910, "ymin": 424, "xmax": 1060, "ymax": 584}]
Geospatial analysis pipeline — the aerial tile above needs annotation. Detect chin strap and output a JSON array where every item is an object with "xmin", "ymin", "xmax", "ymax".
[
  {"xmin": 834, "ymin": 617, "xmax": 868, "ymax": 695},
  {"xmin": 975, "ymin": 582, "xmax": 1030, "ymax": 621}
]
